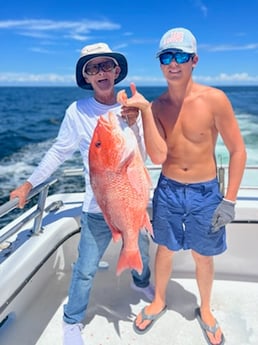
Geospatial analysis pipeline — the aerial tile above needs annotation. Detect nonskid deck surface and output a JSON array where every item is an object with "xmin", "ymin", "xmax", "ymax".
[
  {"xmin": 37, "ymin": 276, "xmax": 258, "ymax": 345},
  {"xmin": 0, "ymin": 188, "xmax": 258, "ymax": 345},
  {"xmin": 28, "ymin": 235, "xmax": 258, "ymax": 345},
  {"xmin": 1, "ymin": 235, "xmax": 257, "ymax": 345}
]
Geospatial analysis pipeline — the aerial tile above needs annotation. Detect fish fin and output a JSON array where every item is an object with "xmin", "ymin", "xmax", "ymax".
[
  {"xmin": 108, "ymin": 224, "xmax": 122, "ymax": 242},
  {"xmin": 103, "ymin": 217, "xmax": 122, "ymax": 242},
  {"xmin": 143, "ymin": 212, "xmax": 153, "ymax": 236},
  {"xmin": 116, "ymin": 249, "xmax": 143, "ymax": 276},
  {"xmin": 143, "ymin": 166, "xmax": 153, "ymax": 187},
  {"xmin": 126, "ymin": 164, "xmax": 152, "ymax": 196},
  {"xmin": 118, "ymin": 150, "xmax": 135, "ymax": 171},
  {"xmin": 112, "ymin": 230, "xmax": 122, "ymax": 242}
]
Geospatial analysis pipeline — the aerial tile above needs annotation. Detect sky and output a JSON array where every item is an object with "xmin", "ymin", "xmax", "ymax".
[{"xmin": 0, "ymin": 0, "xmax": 258, "ymax": 87}]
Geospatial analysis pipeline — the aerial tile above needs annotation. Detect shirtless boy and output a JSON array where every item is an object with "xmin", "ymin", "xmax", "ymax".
[{"xmin": 119, "ymin": 27, "xmax": 246, "ymax": 345}]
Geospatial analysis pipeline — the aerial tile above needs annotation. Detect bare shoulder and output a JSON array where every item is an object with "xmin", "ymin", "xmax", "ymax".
[
  {"xmin": 194, "ymin": 83, "xmax": 227, "ymax": 99},
  {"xmin": 152, "ymin": 91, "xmax": 169, "ymax": 112},
  {"xmin": 193, "ymin": 84, "xmax": 232, "ymax": 111}
]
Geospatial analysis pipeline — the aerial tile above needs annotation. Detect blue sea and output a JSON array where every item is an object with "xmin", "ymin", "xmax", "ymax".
[{"xmin": 0, "ymin": 85, "xmax": 258, "ymax": 209}]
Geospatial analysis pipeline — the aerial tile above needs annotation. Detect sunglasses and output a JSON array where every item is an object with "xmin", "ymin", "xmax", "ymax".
[
  {"xmin": 83, "ymin": 60, "xmax": 117, "ymax": 76},
  {"xmin": 159, "ymin": 52, "xmax": 194, "ymax": 65}
]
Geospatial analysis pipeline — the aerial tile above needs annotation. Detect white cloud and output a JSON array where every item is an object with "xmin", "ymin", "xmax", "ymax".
[
  {"xmin": 29, "ymin": 47, "xmax": 52, "ymax": 54},
  {"xmin": 0, "ymin": 71, "xmax": 258, "ymax": 86},
  {"xmin": 0, "ymin": 19, "xmax": 121, "ymax": 41},
  {"xmin": 192, "ymin": 0, "xmax": 208, "ymax": 17},
  {"xmin": 0, "ymin": 72, "xmax": 75, "ymax": 84},
  {"xmin": 201, "ymin": 43, "xmax": 258, "ymax": 52},
  {"xmin": 194, "ymin": 72, "xmax": 258, "ymax": 84}
]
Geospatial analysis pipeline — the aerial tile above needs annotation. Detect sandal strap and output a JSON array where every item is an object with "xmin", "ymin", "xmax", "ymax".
[
  {"xmin": 141, "ymin": 306, "xmax": 166, "ymax": 321},
  {"xmin": 141, "ymin": 308, "xmax": 157, "ymax": 321},
  {"xmin": 199, "ymin": 318, "xmax": 220, "ymax": 335}
]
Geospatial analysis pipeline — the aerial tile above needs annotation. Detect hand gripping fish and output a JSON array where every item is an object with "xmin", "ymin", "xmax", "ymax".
[{"xmin": 89, "ymin": 111, "xmax": 153, "ymax": 275}]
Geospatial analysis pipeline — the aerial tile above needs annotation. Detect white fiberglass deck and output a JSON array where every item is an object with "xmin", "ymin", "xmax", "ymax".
[
  {"xmin": 38, "ymin": 248, "xmax": 258, "ymax": 345},
  {"xmin": 0, "ymin": 234, "xmax": 257, "ymax": 345},
  {"xmin": 0, "ymin": 178, "xmax": 258, "ymax": 345}
]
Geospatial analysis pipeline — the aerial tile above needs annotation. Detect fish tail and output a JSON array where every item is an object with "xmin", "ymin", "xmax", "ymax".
[{"xmin": 116, "ymin": 249, "xmax": 143, "ymax": 276}]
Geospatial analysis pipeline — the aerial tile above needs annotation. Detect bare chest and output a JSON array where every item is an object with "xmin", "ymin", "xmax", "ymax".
[{"xmin": 159, "ymin": 104, "xmax": 215, "ymax": 144}]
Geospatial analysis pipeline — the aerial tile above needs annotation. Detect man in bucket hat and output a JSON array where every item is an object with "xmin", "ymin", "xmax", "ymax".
[{"xmin": 10, "ymin": 42, "xmax": 156, "ymax": 345}]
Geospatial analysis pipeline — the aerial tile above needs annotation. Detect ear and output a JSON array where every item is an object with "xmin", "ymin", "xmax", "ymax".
[
  {"xmin": 84, "ymin": 75, "xmax": 90, "ymax": 83},
  {"xmin": 114, "ymin": 65, "xmax": 121, "ymax": 80},
  {"xmin": 192, "ymin": 54, "xmax": 198, "ymax": 68}
]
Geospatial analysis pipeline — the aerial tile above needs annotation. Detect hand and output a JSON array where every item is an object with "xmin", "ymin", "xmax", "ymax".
[
  {"xmin": 117, "ymin": 82, "xmax": 150, "ymax": 112},
  {"xmin": 120, "ymin": 105, "xmax": 139, "ymax": 126},
  {"xmin": 10, "ymin": 181, "xmax": 32, "ymax": 208},
  {"xmin": 211, "ymin": 198, "xmax": 235, "ymax": 232}
]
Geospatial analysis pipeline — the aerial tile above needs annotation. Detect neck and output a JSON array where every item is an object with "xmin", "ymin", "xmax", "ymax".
[
  {"xmin": 167, "ymin": 79, "xmax": 194, "ymax": 101},
  {"xmin": 94, "ymin": 91, "xmax": 116, "ymax": 105}
]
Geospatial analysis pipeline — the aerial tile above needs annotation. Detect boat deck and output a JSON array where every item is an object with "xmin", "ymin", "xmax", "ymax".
[
  {"xmin": 0, "ymin": 180, "xmax": 258, "ymax": 345},
  {"xmin": 38, "ymin": 249, "xmax": 258, "ymax": 345},
  {"xmin": 0, "ymin": 235, "xmax": 257, "ymax": 345}
]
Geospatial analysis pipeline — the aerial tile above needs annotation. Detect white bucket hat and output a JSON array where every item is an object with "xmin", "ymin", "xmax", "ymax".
[{"xmin": 76, "ymin": 42, "xmax": 128, "ymax": 90}]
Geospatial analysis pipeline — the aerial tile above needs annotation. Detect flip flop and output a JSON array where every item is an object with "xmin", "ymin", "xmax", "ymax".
[
  {"xmin": 195, "ymin": 307, "xmax": 225, "ymax": 345},
  {"xmin": 133, "ymin": 305, "xmax": 167, "ymax": 335}
]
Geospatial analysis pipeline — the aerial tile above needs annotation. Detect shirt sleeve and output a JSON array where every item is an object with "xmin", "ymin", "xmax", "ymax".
[{"xmin": 28, "ymin": 107, "xmax": 79, "ymax": 187}]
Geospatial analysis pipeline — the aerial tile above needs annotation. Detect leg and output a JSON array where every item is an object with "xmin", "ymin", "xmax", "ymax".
[
  {"xmin": 192, "ymin": 250, "xmax": 224, "ymax": 345},
  {"xmin": 134, "ymin": 244, "xmax": 174, "ymax": 331},
  {"xmin": 63, "ymin": 212, "xmax": 112, "ymax": 324}
]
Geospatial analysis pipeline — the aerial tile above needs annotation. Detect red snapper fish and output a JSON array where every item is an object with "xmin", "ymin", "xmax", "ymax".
[{"xmin": 89, "ymin": 111, "xmax": 153, "ymax": 275}]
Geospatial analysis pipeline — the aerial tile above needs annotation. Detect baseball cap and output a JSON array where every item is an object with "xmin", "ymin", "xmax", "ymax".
[
  {"xmin": 156, "ymin": 27, "xmax": 197, "ymax": 57},
  {"xmin": 76, "ymin": 42, "xmax": 128, "ymax": 90}
]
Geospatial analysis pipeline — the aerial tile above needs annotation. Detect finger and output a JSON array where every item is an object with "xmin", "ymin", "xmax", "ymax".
[
  {"xmin": 211, "ymin": 215, "xmax": 220, "ymax": 228},
  {"xmin": 130, "ymin": 82, "xmax": 137, "ymax": 96},
  {"xmin": 117, "ymin": 89, "xmax": 128, "ymax": 105}
]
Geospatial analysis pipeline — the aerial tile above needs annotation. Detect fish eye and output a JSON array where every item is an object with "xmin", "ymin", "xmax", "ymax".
[{"xmin": 95, "ymin": 141, "xmax": 101, "ymax": 148}]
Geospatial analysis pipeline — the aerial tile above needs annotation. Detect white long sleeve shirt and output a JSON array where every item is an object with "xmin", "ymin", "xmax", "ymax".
[{"xmin": 28, "ymin": 97, "xmax": 146, "ymax": 213}]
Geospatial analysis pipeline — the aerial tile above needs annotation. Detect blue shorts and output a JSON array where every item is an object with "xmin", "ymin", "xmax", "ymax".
[{"xmin": 152, "ymin": 174, "xmax": 227, "ymax": 256}]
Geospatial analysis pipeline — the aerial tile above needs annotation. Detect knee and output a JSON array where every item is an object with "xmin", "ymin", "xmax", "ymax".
[
  {"xmin": 191, "ymin": 250, "xmax": 213, "ymax": 266},
  {"xmin": 157, "ymin": 245, "xmax": 174, "ymax": 260},
  {"xmin": 73, "ymin": 256, "xmax": 99, "ymax": 279}
]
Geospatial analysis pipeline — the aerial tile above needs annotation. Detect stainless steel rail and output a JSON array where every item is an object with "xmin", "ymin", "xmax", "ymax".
[
  {"xmin": 1, "ymin": 164, "xmax": 257, "ymax": 247},
  {"xmin": 0, "ymin": 177, "xmax": 57, "ymax": 244}
]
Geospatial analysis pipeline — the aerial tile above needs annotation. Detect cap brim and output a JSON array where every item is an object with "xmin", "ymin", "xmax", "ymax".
[
  {"xmin": 156, "ymin": 48, "xmax": 184, "ymax": 58},
  {"xmin": 76, "ymin": 52, "xmax": 128, "ymax": 90}
]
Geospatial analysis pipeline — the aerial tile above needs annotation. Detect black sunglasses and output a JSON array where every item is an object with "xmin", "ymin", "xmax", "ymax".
[{"xmin": 84, "ymin": 60, "xmax": 117, "ymax": 76}]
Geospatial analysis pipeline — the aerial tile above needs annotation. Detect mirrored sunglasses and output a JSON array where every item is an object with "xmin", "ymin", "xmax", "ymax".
[
  {"xmin": 159, "ymin": 52, "xmax": 194, "ymax": 65},
  {"xmin": 83, "ymin": 60, "xmax": 117, "ymax": 76}
]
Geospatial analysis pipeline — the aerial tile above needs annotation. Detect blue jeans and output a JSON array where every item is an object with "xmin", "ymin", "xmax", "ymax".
[{"xmin": 63, "ymin": 212, "xmax": 151, "ymax": 324}]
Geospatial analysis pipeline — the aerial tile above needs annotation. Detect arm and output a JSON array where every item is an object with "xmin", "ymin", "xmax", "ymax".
[
  {"xmin": 10, "ymin": 106, "xmax": 79, "ymax": 208},
  {"xmin": 214, "ymin": 90, "xmax": 247, "ymax": 201},
  {"xmin": 117, "ymin": 83, "xmax": 167, "ymax": 164},
  {"xmin": 211, "ymin": 90, "xmax": 247, "ymax": 231}
]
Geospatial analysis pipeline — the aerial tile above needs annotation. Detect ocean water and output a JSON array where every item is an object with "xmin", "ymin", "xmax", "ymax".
[{"xmin": 0, "ymin": 85, "xmax": 257, "ymax": 209}]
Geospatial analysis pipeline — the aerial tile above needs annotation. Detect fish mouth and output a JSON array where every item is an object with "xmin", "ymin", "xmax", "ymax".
[
  {"xmin": 98, "ymin": 112, "xmax": 117, "ymax": 131},
  {"xmin": 98, "ymin": 114, "xmax": 111, "ymax": 127}
]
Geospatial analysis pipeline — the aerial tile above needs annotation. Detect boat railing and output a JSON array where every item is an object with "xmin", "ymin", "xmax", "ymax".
[
  {"xmin": 0, "ymin": 177, "xmax": 57, "ymax": 246},
  {"xmin": 0, "ymin": 165, "xmax": 257, "ymax": 247},
  {"xmin": 64, "ymin": 164, "xmax": 258, "ymax": 195}
]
